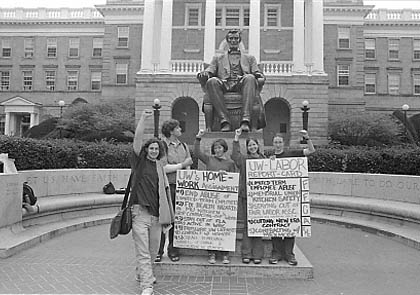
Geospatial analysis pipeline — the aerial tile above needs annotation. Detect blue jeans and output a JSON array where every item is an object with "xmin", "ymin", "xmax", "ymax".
[{"xmin": 132, "ymin": 204, "xmax": 162, "ymax": 291}]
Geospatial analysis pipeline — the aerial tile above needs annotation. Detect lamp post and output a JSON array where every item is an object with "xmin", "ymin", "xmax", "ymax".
[
  {"xmin": 58, "ymin": 100, "xmax": 65, "ymax": 138},
  {"xmin": 300, "ymin": 100, "xmax": 310, "ymax": 144},
  {"xmin": 153, "ymin": 98, "xmax": 161, "ymax": 138},
  {"xmin": 402, "ymin": 104, "xmax": 409, "ymax": 140}
]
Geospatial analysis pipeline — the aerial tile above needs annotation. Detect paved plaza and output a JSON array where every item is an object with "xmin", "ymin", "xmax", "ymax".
[{"xmin": 0, "ymin": 222, "xmax": 419, "ymax": 295}]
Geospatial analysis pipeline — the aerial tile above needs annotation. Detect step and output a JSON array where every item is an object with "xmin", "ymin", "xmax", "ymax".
[{"xmin": 154, "ymin": 246, "xmax": 313, "ymax": 279}]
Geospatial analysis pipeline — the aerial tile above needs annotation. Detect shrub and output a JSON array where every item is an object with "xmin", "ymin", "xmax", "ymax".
[{"xmin": 329, "ymin": 113, "xmax": 402, "ymax": 146}]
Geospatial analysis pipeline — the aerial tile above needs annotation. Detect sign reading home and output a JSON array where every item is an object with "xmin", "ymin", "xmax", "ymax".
[
  {"xmin": 246, "ymin": 157, "xmax": 311, "ymax": 238},
  {"xmin": 174, "ymin": 170, "xmax": 239, "ymax": 251}
]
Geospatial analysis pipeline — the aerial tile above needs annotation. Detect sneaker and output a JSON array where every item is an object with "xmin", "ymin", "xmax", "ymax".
[
  {"xmin": 154, "ymin": 254, "xmax": 162, "ymax": 263},
  {"xmin": 169, "ymin": 255, "xmax": 180, "ymax": 262},
  {"xmin": 141, "ymin": 287, "xmax": 154, "ymax": 295},
  {"xmin": 208, "ymin": 253, "xmax": 216, "ymax": 264},
  {"xmin": 287, "ymin": 257, "xmax": 298, "ymax": 266},
  {"xmin": 253, "ymin": 259, "xmax": 262, "ymax": 264},
  {"xmin": 222, "ymin": 255, "xmax": 230, "ymax": 264},
  {"xmin": 269, "ymin": 258, "xmax": 278, "ymax": 264},
  {"xmin": 242, "ymin": 258, "xmax": 251, "ymax": 264}
]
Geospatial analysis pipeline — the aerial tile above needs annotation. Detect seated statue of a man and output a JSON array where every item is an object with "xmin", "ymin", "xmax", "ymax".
[{"xmin": 197, "ymin": 30, "xmax": 266, "ymax": 132}]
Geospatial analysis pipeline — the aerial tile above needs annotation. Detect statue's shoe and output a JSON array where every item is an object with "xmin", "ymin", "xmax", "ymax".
[{"xmin": 221, "ymin": 122, "xmax": 232, "ymax": 132}]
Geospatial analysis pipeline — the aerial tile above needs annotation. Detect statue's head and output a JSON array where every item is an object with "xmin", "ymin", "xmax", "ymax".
[{"xmin": 225, "ymin": 30, "xmax": 241, "ymax": 50}]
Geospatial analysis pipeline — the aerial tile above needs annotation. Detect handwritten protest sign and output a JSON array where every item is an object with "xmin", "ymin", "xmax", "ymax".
[
  {"xmin": 174, "ymin": 170, "xmax": 239, "ymax": 251},
  {"xmin": 246, "ymin": 157, "xmax": 311, "ymax": 238}
]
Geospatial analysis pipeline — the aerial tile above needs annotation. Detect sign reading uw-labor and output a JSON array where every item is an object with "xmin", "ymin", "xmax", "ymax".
[
  {"xmin": 246, "ymin": 157, "xmax": 311, "ymax": 238},
  {"xmin": 174, "ymin": 170, "xmax": 239, "ymax": 251}
]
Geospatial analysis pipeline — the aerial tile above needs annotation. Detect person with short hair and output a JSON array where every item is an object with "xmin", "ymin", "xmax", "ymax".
[
  {"xmin": 157, "ymin": 119, "xmax": 193, "ymax": 262},
  {"xmin": 269, "ymin": 131, "xmax": 315, "ymax": 266},
  {"xmin": 194, "ymin": 129, "xmax": 236, "ymax": 264}
]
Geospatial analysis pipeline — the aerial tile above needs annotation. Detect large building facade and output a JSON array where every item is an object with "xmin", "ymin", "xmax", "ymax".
[{"xmin": 0, "ymin": 0, "xmax": 419, "ymax": 145}]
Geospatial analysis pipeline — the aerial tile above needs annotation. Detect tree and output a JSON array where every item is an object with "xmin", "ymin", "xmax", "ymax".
[{"xmin": 58, "ymin": 98, "xmax": 135, "ymax": 142}]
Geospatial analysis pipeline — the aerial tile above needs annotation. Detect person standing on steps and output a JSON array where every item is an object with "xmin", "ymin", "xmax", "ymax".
[
  {"xmin": 269, "ymin": 131, "xmax": 315, "ymax": 266},
  {"xmin": 231, "ymin": 128, "xmax": 266, "ymax": 264},
  {"xmin": 194, "ymin": 129, "xmax": 236, "ymax": 264},
  {"xmin": 157, "ymin": 119, "xmax": 193, "ymax": 263}
]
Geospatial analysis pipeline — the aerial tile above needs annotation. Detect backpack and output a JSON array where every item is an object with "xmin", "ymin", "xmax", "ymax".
[
  {"xmin": 23, "ymin": 182, "xmax": 37, "ymax": 206},
  {"xmin": 103, "ymin": 181, "xmax": 116, "ymax": 194}
]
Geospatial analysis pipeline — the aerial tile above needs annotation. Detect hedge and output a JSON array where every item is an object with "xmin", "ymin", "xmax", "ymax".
[{"xmin": 1, "ymin": 135, "xmax": 420, "ymax": 176}]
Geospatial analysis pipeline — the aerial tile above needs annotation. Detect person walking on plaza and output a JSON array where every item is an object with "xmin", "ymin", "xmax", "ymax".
[
  {"xmin": 231, "ymin": 128, "xmax": 265, "ymax": 264},
  {"xmin": 157, "ymin": 119, "xmax": 193, "ymax": 262},
  {"xmin": 269, "ymin": 131, "xmax": 315, "ymax": 266},
  {"xmin": 130, "ymin": 109, "xmax": 175, "ymax": 295},
  {"xmin": 194, "ymin": 129, "xmax": 236, "ymax": 264}
]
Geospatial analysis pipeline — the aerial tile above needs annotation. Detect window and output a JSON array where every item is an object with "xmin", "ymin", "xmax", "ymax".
[
  {"xmin": 338, "ymin": 27, "xmax": 350, "ymax": 49},
  {"xmin": 2, "ymin": 39, "xmax": 11, "ymax": 57},
  {"xmin": 364, "ymin": 73, "xmax": 376, "ymax": 94},
  {"xmin": 215, "ymin": 6, "xmax": 249, "ymax": 27},
  {"xmin": 45, "ymin": 70, "xmax": 56, "ymax": 91},
  {"xmin": 24, "ymin": 38, "xmax": 34, "ymax": 58},
  {"xmin": 92, "ymin": 38, "xmax": 103, "ymax": 57},
  {"xmin": 388, "ymin": 73, "xmax": 400, "ymax": 95},
  {"xmin": 413, "ymin": 74, "xmax": 420, "ymax": 95},
  {"xmin": 67, "ymin": 70, "xmax": 78, "ymax": 91},
  {"xmin": 22, "ymin": 71, "xmax": 33, "ymax": 91},
  {"xmin": 388, "ymin": 39, "xmax": 399, "ymax": 60},
  {"xmin": 186, "ymin": 4, "xmax": 200, "ymax": 26},
  {"xmin": 91, "ymin": 71, "xmax": 101, "ymax": 90},
  {"xmin": 116, "ymin": 63, "xmax": 128, "ymax": 84},
  {"xmin": 117, "ymin": 26, "xmax": 129, "ymax": 47},
  {"xmin": 365, "ymin": 39, "xmax": 376, "ymax": 59},
  {"xmin": 225, "ymin": 7, "xmax": 240, "ymax": 26},
  {"xmin": 414, "ymin": 39, "xmax": 420, "ymax": 60},
  {"xmin": 47, "ymin": 38, "xmax": 57, "ymax": 58},
  {"xmin": 0, "ymin": 71, "xmax": 10, "ymax": 91},
  {"xmin": 265, "ymin": 5, "xmax": 280, "ymax": 27},
  {"xmin": 337, "ymin": 65, "xmax": 350, "ymax": 86},
  {"xmin": 68, "ymin": 38, "xmax": 80, "ymax": 57}
]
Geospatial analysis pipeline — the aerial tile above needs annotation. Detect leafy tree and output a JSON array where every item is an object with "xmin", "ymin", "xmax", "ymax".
[
  {"xmin": 58, "ymin": 98, "xmax": 135, "ymax": 142},
  {"xmin": 329, "ymin": 113, "xmax": 402, "ymax": 146}
]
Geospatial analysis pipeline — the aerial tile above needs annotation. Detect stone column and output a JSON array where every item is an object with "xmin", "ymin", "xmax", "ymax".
[
  {"xmin": 159, "ymin": 0, "xmax": 173, "ymax": 72},
  {"xmin": 4, "ymin": 111, "xmax": 10, "ymax": 135},
  {"xmin": 29, "ymin": 112, "xmax": 38, "ymax": 128},
  {"xmin": 204, "ymin": 0, "xmax": 216, "ymax": 63},
  {"xmin": 311, "ymin": 0, "xmax": 324, "ymax": 74},
  {"xmin": 248, "ymin": 0, "xmax": 261, "ymax": 62},
  {"xmin": 140, "ymin": 0, "xmax": 156, "ymax": 72},
  {"xmin": 293, "ymin": 0, "xmax": 305, "ymax": 74}
]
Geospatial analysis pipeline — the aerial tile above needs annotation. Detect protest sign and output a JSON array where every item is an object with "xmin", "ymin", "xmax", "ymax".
[
  {"xmin": 174, "ymin": 170, "xmax": 239, "ymax": 251},
  {"xmin": 246, "ymin": 157, "xmax": 311, "ymax": 238}
]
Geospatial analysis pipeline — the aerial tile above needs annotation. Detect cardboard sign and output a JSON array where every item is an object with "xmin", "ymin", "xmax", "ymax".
[
  {"xmin": 174, "ymin": 170, "xmax": 239, "ymax": 251},
  {"xmin": 246, "ymin": 157, "xmax": 311, "ymax": 238}
]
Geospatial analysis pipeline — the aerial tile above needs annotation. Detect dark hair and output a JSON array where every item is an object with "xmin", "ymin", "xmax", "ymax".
[
  {"xmin": 211, "ymin": 139, "xmax": 228, "ymax": 155},
  {"xmin": 140, "ymin": 138, "xmax": 165, "ymax": 160},
  {"xmin": 246, "ymin": 137, "xmax": 261, "ymax": 155},
  {"xmin": 272, "ymin": 133, "xmax": 284, "ymax": 142},
  {"xmin": 226, "ymin": 29, "xmax": 242, "ymax": 43},
  {"xmin": 161, "ymin": 119, "xmax": 180, "ymax": 138}
]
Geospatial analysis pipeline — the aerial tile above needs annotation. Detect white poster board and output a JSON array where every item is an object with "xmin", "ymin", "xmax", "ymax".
[
  {"xmin": 246, "ymin": 157, "xmax": 311, "ymax": 238},
  {"xmin": 174, "ymin": 170, "xmax": 239, "ymax": 251}
]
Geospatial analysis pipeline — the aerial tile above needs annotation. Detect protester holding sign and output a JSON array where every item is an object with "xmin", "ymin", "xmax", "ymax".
[
  {"xmin": 194, "ymin": 129, "xmax": 236, "ymax": 264},
  {"xmin": 231, "ymin": 128, "xmax": 266, "ymax": 264},
  {"xmin": 130, "ymin": 110, "xmax": 175, "ymax": 295},
  {"xmin": 269, "ymin": 131, "xmax": 315, "ymax": 266}
]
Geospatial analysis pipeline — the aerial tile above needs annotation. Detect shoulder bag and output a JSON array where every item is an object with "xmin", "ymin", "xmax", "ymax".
[{"xmin": 109, "ymin": 173, "xmax": 133, "ymax": 239}]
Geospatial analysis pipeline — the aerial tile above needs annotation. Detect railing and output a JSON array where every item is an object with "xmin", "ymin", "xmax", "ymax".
[
  {"xmin": 169, "ymin": 60, "xmax": 297, "ymax": 76},
  {"xmin": 0, "ymin": 8, "xmax": 103, "ymax": 20},
  {"xmin": 366, "ymin": 9, "xmax": 420, "ymax": 21}
]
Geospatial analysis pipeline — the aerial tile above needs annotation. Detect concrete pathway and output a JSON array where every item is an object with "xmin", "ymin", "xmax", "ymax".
[{"xmin": 1, "ymin": 222, "xmax": 420, "ymax": 295}]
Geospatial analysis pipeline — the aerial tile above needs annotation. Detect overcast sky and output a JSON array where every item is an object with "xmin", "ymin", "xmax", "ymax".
[{"xmin": 1, "ymin": 0, "xmax": 420, "ymax": 9}]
